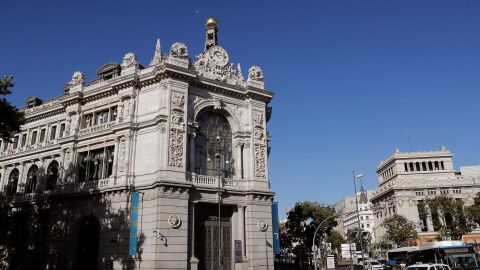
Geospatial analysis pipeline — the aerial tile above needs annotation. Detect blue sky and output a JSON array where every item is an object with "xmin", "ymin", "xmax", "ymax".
[{"xmin": 1, "ymin": 0, "xmax": 479, "ymax": 217}]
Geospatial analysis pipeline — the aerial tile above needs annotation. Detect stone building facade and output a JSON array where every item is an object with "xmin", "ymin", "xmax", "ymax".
[
  {"xmin": 0, "ymin": 19, "xmax": 275, "ymax": 270},
  {"xmin": 335, "ymin": 189, "xmax": 376, "ymax": 242},
  {"xmin": 371, "ymin": 147, "xmax": 480, "ymax": 244}
]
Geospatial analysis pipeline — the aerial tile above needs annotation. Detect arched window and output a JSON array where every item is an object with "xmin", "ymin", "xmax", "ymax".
[
  {"xmin": 404, "ymin": 163, "xmax": 408, "ymax": 172},
  {"xmin": 441, "ymin": 161, "xmax": 445, "ymax": 170},
  {"xmin": 46, "ymin": 161, "xmax": 59, "ymax": 190},
  {"xmin": 422, "ymin": 162, "xmax": 427, "ymax": 171},
  {"xmin": 7, "ymin": 168, "xmax": 19, "ymax": 196},
  {"xmin": 194, "ymin": 111, "xmax": 233, "ymax": 178},
  {"xmin": 434, "ymin": 161, "xmax": 439, "ymax": 170},
  {"xmin": 409, "ymin": 162, "xmax": 414, "ymax": 171},
  {"xmin": 415, "ymin": 162, "xmax": 421, "ymax": 171},
  {"xmin": 25, "ymin": 165, "xmax": 38, "ymax": 194},
  {"xmin": 428, "ymin": 161, "xmax": 433, "ymax": 171}
]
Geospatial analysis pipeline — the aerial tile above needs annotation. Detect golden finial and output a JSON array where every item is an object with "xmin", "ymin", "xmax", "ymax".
[{"xmin": 205, "ymin": 18, "xmax": 219, "ymax": 29}]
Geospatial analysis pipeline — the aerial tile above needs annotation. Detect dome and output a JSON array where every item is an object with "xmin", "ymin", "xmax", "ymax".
[{"xmin": 205, "ymin": 18, "xmax": 218, "ymax": 29}]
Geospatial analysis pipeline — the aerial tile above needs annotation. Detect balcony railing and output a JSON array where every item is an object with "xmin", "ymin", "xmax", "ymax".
[
  {"xmin": 191, "ymin": 174, "xmax": 242, "ymax": 189},
  {"xmin": 79, "ymin": 122, "xmax": 112, "ymax": 136}
]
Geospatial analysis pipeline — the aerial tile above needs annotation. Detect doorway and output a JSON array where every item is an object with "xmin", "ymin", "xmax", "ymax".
[
  {"xmin": 76, "ymin": 215, "xmax": 100, "ymax": 270},
  {"xmin": 195, "ymin": 204, "xmax": 233, "ymax": 270}
]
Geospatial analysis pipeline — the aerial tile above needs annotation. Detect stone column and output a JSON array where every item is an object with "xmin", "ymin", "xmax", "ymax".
[
  {"xmin": 238, "ymin": 205, "xmax": 247, "ymax": 258},
  {"xmin": 65, "ymin": 114, "xmax": 72, "ymax": 137},
  {"xmin": 235, "ymin": 142, "xmax": 243, "ymax": 179},
  {"xmin": 117, "ymin": 101, "xmax": 124, "ymax": 124},
  {"xmin": 189, "ymin": 132, "xmax": 196, "ymax": 173},
  {"xmin": 18, "ymin": 162, "xmax": 26, "ymax": 193},
  {"xmin": 55, "ymin": 121, "xmax": 61, "ymax": 142},
  {"xmin": 38, "ymin": 157, "xmax": 46, "ymax": 190},
  {"xmin": 190, "ymin": 201, "xmax": 199, "ymax": 270},
  {"xmin": 0, "ymin": 167, "xmax": 6, "ymax": 191},
  {"xmin": 112, "ymin": 137, "xmax": 120, "ymax": 183},
  {"xmin": 426, "ymin": 205, "xmax": 435, "ymax": 232}
]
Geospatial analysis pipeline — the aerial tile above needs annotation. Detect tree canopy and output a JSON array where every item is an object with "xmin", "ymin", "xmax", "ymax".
[
  {"xmin": 283, "ymin": 201, "xmax": 337, "ymax": 252},
  {"xmin": 466, "ymin": 192, "xmax": 480, "ymax": 230},
  {"xmin": 0, "ymin": 75, "xmax": 25, "ymax": 141},
  {"xmin": 426, "ymin": 196, "xmax": 474, "ymax": 240},
  {"xmin": 382, "ymin": 214, "xmax": 417, "ymax": 247}
]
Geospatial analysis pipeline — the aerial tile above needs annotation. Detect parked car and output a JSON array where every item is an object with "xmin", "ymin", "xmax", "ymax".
[
  {"xmin": 406, "ymin": 263, "xmax": 451, "ymax": 270},
  {"xmin": 370, "ymin": 260, "xmax": 385, "ymax": 270}
]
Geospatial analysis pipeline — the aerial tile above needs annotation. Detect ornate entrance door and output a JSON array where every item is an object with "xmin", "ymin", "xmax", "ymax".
[{"xmin": 196, "ymin": 205, "xmax": 232, "ymax": 270}]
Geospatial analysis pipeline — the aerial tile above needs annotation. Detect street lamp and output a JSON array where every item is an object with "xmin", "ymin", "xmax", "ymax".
[
  {"xmin": 208, "ymin": 132, "xmax": 231, "ymax": 270},
  {"xmin": 312, "ymin": 209, "xmax": 359, "ymax": 270},
  {"xmin": 353, "ymin": 172, "xmax": 366, "ymax": 269}
]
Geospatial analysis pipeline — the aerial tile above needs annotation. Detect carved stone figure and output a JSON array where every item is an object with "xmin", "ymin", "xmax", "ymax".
[
  {"xmin": 69, "ymin": 71, "xmax": 85, "ymax": 86},
  {"xmin": 194, "ymin": 45, "xmax": 245, "ymax": 85},
  {"xmin": 171, "ymin": 92, "xmax": 185, "ymax": 111},
  {"xmin": 168, "ymin": 215, "xmax": 182, "ymax": 229},
  {"xmin": 121, "ymin": 52, "xmax": 138, "ymax": 69},
  {"xmin": 170, "ymin": 42, "xmax": 189, "ymax": 59},
  {"xmin": 213, "ymin": 97, "xmax": 222, "ymax": 110},
  {"xmin": 253, "ymin": 111, "xmax": 264, "ymax": 127},
  {"xmin": 257, "ymin": 219, "xmax": 268, "ymax": 231},
  {"xmin": 248, "ymin": 66, "xmax": 264, "ymax": 82}
]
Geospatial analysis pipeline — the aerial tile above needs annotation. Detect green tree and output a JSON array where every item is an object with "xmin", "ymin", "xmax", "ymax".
[
  {"xmin": 0, "ymin": 75, "xmax": 25, "ymax": 141},
  {"xmin": 326, "ymin": 230, "xmax": 345, "ymax": 254},
  {"xmin": 284, "ymin": 201, "xmax": 337, "ymax": 262},
  {"xmin": 427, "ymin": 196, "xmax": 474, "ymax": 240},
  {"xmin": 466, "ymin": 192, "xmax": 480, "ymax": 227},
  {"xmin": 280, "ymin": 221, "xmax": 293, "ymax": 250},
  {"xmin": 382, "ymin": 214, "xmax": 417, "ymax": 247}
]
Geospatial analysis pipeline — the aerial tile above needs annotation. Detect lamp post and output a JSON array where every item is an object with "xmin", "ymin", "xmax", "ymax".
[
  {"xmin": 210, "ymin": 133, "xmax": 231, "ymax": 270},
  {"xmin": 312, "ymin": 210, "xmax": 359, "ymax": 270},
  {"xmin": 353, "ymin": 172, "xmax": 365, "ymax": 269}
]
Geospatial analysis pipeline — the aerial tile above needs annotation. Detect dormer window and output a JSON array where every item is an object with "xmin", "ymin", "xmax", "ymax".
[{"xmin": 96, "ymin": 62, "xmax": 121, "ymax": 82}]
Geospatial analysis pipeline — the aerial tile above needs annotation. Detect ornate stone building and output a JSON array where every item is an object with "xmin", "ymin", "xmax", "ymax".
[
  {"xmin": 0, "ymin": 18, "xmax": 275, "ymax": 270},
  {"xmin": 371, "ymin": 147, "xmax": 480, "ymax": 244}
]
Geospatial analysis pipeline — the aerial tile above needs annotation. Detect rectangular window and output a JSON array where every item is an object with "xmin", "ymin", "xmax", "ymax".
[
  {"xmin": 110, "ymin": 106, "xmax": 118, "ymax": 121},
  {"xmin": 77, "ymin": 145, "xmax": 115, "ymax": 182},
  {"xmin": 95, "ymin": 110, "xmax": 109, "ymax": 125},
  {"xmin": 21, "ymin": 133, "xmax": 27, "ymax": 147},
  {"xmin": 82, "ymin": 114, "xmax": 93, "ymax": 128},
  {"xmin": 59, "ymin": 123, "xmax": 65, "ymax": 138},
  {"xmin": 50, "ymin": 126, "xmax": 57, "ymax": 141},
  {"xmin": 39, "ymin": 129, "xmax": 46, "ymax": 142},
  {"xmin": 31, "ymin": 131, "xmax": 37, "ymax": 145},
  {"xmin": 13, "ymin": 136, "xmax": 19, "ymax": 149}
]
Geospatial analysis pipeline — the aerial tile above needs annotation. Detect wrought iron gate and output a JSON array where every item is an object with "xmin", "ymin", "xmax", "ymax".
[{"xmin": 196, "ymin": 205, "xmax": 232, "ymax": 270}]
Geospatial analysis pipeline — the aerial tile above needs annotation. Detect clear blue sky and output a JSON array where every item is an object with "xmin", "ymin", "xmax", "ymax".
[{"xmin": 1, "ymin": 0, "xmax": 479, "ymax": 218}]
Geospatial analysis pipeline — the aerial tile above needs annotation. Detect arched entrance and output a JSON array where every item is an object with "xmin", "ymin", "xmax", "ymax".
[{"xmin": 76, "ymin": 215, "xmax": 100, "ymax": 270}]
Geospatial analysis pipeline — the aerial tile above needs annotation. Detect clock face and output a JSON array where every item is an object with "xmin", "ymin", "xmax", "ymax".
[{"xmin": 208, "ymin": 46, "xmax": 229, "ymax": 67}]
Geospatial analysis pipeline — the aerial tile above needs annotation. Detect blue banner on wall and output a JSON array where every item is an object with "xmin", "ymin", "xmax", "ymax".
[
  {"xmin": 129, "ymin": 192, "xmax": 139, "ymax": 257},
  {"xmin": 272, "ymin": 202, "xmax": 281, "ymax": 256}
]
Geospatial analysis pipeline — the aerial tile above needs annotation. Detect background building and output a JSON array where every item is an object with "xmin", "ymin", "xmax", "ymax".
[
  {"xmin": 0, "ymin": 19, "xmax": 275, "ymax": 270},
  {"xmin": 335, "ymin": 187, "xmax": 376, "ymax": 243},
  {"xmin": 371, "ymin": 147, "xmax": 480, "ymax": 244}
]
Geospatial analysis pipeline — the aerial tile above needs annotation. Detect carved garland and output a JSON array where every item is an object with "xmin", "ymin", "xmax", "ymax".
[
  {"xmin": 168, "ymin": 92, "xmax": 185, "ymax": 167},
  {"xmin": 253, "ymin": 110, "xmax": 267, "ymax": 177}
]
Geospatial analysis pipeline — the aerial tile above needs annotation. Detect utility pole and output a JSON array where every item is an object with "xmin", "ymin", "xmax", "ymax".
[{"xmin": 353, "ymin": 172, "xmax": 365, "ymax": 269}]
